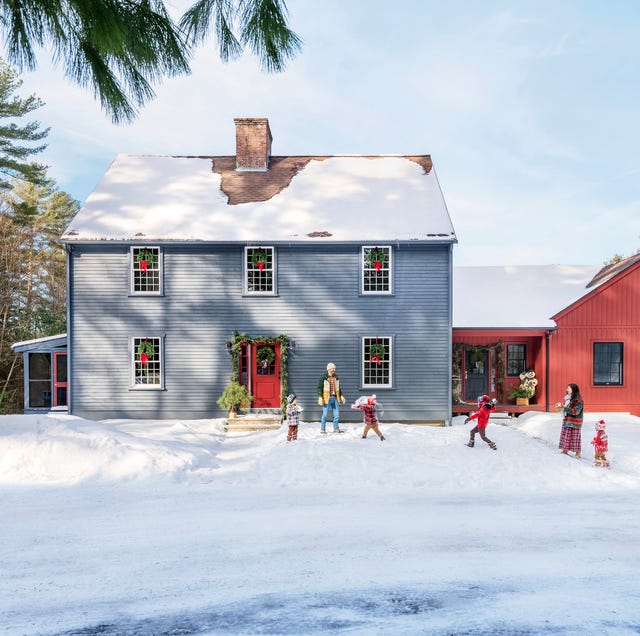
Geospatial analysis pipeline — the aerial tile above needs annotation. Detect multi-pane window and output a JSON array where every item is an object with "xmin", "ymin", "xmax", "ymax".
[
  {"xmin": 363, "ymin": 336, "xmax": 392, "ymax": 387},
  {"xmin": 506, "ymin": 344, "xmax": 526, "ymax": 376},
  {"xmin": 245, "ymin": 246, "xmax": 275, "ymax": 294},
  {"xmin": 593, "ymin": 342, "xmax": 623, "ymax": 386},
  {"xmin": 133, "ymin": 337, "xmax": 162, "ymax": 387},
  {"xmin": 362, "ymin": 246, "xmax": 392, "ymax": 294},
  {"xmin": 132, "ymin": 247, "xmax": 161, "ymax": 294}
]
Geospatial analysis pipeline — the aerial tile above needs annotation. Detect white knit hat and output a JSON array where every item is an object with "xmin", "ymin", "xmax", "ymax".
[
  {"xmin": 596, "ymin": 419, "xmax": 606, "ymax": 431},
  {"xmin": 327, "ymin": 362, "xmax": 336, "ymax": 370}
]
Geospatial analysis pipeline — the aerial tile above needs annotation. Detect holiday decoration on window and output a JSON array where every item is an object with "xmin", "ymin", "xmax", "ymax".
[
  {"xmin": 137, "ymin": 339, "xmax": 156, "ymax": 365},
  {"xmin": 136, "ymin": 249, "xmax": 155, "ymax": 273},
  {"xmin": 368, "ymin": 342, "xmax": 386, "ymax": 366},
  {"xmin": 256, "ymin": 346, "xmax": 275, "ymax": 369},
  {"xmin": 251, "ymin": 250, "xmax": 268, "ymax": 272},
  {"xmin": 367, "ymin": 247, "xmax": 386, "ymax": 272}
]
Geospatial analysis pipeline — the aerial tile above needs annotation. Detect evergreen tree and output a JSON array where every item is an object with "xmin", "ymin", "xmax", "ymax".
[
  {"xmin": 0, "ymin": 58, "xmax": 48, "ymax": 188},
  {"xmin": 0, "ymin": 0, "xmax": 302, "ymax": 123}
]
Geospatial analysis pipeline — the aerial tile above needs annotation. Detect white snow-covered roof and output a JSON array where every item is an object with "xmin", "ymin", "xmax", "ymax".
[
  {"xmin": 62, "ymin": 155, "xmax": 456, "ymax": 243},
  {"xmin": 11, "ymin": 333, "xmax": 67, "ymax": 352},
  {"xmin": 453, "ymin": 265, "xmax": 600, "ymax": 329}
]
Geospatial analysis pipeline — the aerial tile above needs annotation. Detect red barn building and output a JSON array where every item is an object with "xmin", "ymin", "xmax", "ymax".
[{"xmin": 453, "ymin": 257, "xmax": 640, "ymax": 417}]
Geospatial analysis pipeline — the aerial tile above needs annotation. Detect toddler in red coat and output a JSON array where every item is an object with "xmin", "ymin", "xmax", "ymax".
[
  {"xmin": 591, "ymin": 419, "xmax": 610, "ymax": 468},
  {"xmin": 465, "ymin": 395, "xmax": 497, "ymax": 450}
]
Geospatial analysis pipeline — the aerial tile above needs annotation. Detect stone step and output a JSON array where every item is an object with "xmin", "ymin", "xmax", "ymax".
[{"xmin": 224, "ymin": 412, "xmax": 283, "ymax": 432}]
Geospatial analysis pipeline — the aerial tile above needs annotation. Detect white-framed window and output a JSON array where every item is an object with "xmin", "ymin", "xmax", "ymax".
[
  {"xmin": 362, "ymin": 246, "xmax": 392, "ymax": 294},
  {"xmin": 131, "ymin": 246, "xmax": 162, "ymax": 294},
  {"xmin": 131, "ymin": 336, "xmax": 163, "ymax": 388},
  {"xmin": 245, "ymin": 246, "xmax": 275, "ymax": 294},
  {"xmin": 362, "ymin": 336, "xmax": 392, "ymax": 387}
]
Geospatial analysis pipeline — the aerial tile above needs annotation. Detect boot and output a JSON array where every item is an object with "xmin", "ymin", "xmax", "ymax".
[
  {"xmin": 379, "ymin": 435, "xmax": 385, "ymax": 441},
  {"xmin": 466, "ymin": 440, "xmax": 474, "ymax": 447},
  {"xmin": 488, "ymin": 442, "xmax": 497, "ymax": 450}
]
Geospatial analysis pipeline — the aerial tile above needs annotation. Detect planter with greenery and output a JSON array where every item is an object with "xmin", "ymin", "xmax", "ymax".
[{"xmin": 217, "ymin": 381, "xmax": 253, "ymax": 418}]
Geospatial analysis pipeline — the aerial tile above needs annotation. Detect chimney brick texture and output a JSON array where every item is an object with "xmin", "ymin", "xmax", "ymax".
[{"xmin": 234, "ymin": 118, "xmax": 272, "ymax": 171}]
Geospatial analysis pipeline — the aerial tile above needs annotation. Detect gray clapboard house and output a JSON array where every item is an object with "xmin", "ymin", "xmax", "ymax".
[{"xmin": 59, "ymin": 118, "xmax": 457, "ymax": 424}]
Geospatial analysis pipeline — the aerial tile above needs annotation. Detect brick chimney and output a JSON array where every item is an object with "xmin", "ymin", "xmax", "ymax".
[{"xmin": 234, "ymin": 117, "xmax": 272, "ymax": 171}]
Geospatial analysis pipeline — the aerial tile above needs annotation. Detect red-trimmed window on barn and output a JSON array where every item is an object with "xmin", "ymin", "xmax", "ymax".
[
  {"xmin": 363, "ymin": 336, "xmax": 392, "ymax": 387},
  {"xmin": 362, "ymin": 246, "xmax": 392, "ymax": 294},
  {"xmin": 131, "ymin": 247, "xmax": 161, "ymax": 294},
  {"xmin": 245, "ymin": 246, "xmax": 275, "ymax": 294},
  {"xmin": 132, "ymin": 336, "xmax": 163, "ymax": 387}
]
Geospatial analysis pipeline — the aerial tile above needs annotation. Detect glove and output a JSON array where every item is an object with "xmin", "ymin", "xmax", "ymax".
[
  {"xmin": 464, "ymin": 417, "xmax": 470, "ymax": 424},
  {"xmin": 340, "ymin": 396, "xmax": 346, "ymax": 404},
  {"xmin": 318, "ymin": 397, "xmax": 323, "ymax": 406},
  {"xmin": 491, "ymin": 398, "xmax": 497, "ymax": 405}
]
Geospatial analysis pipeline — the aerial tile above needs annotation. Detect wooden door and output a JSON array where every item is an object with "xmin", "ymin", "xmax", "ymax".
[{"xmin": 250, "ymin": 343, "xmax": 281, "ymax": 408}]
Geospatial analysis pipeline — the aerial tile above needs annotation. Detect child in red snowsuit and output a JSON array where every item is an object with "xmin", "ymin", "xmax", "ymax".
[
  {"xmin": 591, "ymin": 419, "xmax": 609, "ymax": 468},
  {"xmin": 352, "ymin": 395, "xmax": 385, "ymax": 441},
  {"xmin": 465, "ymin": 395, "xmax": 497, "ymax": 450}
]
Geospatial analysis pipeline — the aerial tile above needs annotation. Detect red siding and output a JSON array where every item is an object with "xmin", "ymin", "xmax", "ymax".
[{"xmin": 549, "ymin": 262, "xmax": 640, "ymax": 416}]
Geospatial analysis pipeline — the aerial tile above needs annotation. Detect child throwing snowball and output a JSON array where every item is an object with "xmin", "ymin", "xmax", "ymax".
[
  {"xmin": 465, "ymin": 395, "xmax": 497, "ymax": 450},
  {"xmin": 351, "ymin": 395, "xmax": 385, "ymax": 441},
  {"xmin": 591, "ymin": 419, "xmax": 610, "ymax": 468}
]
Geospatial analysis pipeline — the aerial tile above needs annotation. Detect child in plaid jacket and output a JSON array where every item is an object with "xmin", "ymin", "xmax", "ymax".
[
  {"xmin": 352, "ymin": 395, "xmax": 385, "ymax": 441},
  {"xmin": 591, "ymin": 419, "xmax": 609, "ymax": 468},
  {"xmin": 285, "ymin": 394, "xmax": 303, "ymax": 441}
]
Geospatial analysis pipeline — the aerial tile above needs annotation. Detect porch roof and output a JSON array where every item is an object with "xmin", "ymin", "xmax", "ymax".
[{"xmin": 11, "ymin": 333, "xmax": 67, "ymax": 353}]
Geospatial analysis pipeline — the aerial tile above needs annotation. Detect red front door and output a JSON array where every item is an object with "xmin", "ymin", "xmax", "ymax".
[{"xmin": 250, "ymin": 343, "xmax": 281, "ymax": 408}]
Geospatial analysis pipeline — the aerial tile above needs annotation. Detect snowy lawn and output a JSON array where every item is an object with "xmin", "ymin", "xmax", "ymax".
[{"xmin": 1, "ymin": 410, "xmax": 639, "ymax": 635}]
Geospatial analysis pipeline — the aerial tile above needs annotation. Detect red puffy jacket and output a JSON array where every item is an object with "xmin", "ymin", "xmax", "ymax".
[{"xmin": 467, "ymin": 403, "xmax": 495, "ymax": 429}]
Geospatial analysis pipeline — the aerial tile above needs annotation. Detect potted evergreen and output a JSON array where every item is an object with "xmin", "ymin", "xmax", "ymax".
[
  {"xmin": 509, "ymin": 385, "xmax": 534, "ymax": 406},
  {"xmin": 217, "ymin": 381, "xmax": 253, "ymax": 418}
]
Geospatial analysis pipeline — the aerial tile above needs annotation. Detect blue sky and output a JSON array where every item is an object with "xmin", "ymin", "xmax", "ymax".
[{"xmin": 16, "ymin": 0, "xmax": 640, "ymax": 266}]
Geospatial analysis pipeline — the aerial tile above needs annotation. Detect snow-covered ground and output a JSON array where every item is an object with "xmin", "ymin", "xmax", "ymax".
[{"xmin": 1, "ymin": 410, "xmax": 639, "ymax": 635}]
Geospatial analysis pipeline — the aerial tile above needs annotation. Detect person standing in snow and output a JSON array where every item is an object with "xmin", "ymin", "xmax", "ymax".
[
  {"xmin": 351, "ymin": 395, "xmax": 385, "ymax": 441},
  {"xmin": 591, "ymin": 419, "xmax": 609, "ymax": 468},
  {"xmin": 465, "ymin": 394, "xmax": 497, "ymax": 450},
  {"xmin": 559, "ymin": 383, "xmax": 584, "ymax": 458},
  {"xmin": 285, "ymin": 393, "xmax": 302, "ymax": 442},
  {"xmin": 317, "ymin": 362, "xmax": 346, "ymax": 434}
]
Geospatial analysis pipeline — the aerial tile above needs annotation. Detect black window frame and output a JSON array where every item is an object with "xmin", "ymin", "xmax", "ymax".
[
  {"xmin": 506, "ymin": 344, "xmax": 526, "ymax": 377},
  {"xmin": 593, "ymin": 342, "xmax": 623, "ymax": 386}
]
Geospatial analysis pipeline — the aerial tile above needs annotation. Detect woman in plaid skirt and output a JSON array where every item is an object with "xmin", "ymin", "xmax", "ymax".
[{"xmin": 559, "ymin": 383, "xmax": 584, "ymax": 458}]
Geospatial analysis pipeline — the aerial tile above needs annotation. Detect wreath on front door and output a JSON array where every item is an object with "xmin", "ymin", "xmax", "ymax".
[{"xmin": 256, "ymin": 346, "xmax": 275, "ymax": 369}]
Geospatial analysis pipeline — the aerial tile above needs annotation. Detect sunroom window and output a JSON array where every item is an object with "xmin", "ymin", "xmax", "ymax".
[
  {"xmin": 362, "ymin": 246, "xmax": 392, "ymax": 294},
  {"xmin": 131, "ymin": 247, "xmax": 161, "ymax": 294},
  {"xmin": 245, "ymin": 246, "xmax": 275, "ymax": 294},
  {"xmin": 363, "ymin": 336, "xmax": 392, "ymax": 387}
]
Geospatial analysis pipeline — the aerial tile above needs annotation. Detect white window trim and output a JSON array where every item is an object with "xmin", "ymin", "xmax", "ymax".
[
  {"xmin": 244, "ymin": 246, "xmax": 277, "ymax": 295},
  {"xmin": 361, "ymin": 245, "xmax": 393, "ymax": 295},
  {"xmin": 130, "ymin": 246, "xmax": 163, "ymax": 296},
  {"xmin": 129, "ymin": 335, "xmax": 165, "ymax": 390},
  {"xmin": 361, "ymin": 335, "xmax": 393, "ymax": 389}
]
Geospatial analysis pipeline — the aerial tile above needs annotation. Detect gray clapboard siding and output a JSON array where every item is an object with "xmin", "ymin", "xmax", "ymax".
[{"xmin": 68, "ymin": 242, "xmax": 452, "ymax": 422}]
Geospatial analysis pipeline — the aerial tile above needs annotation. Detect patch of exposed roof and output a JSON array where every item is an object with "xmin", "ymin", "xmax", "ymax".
[
  {"xmin": 61, "ymin": 155, "xmax": 454, "ymax": 243},
  {"xmin": 212, "ymin": 155, "xmax": 433, "ymax": 205},
  {"xmin": 586, "ymin": 253, "xmax": 640, "ymax": 288}
]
